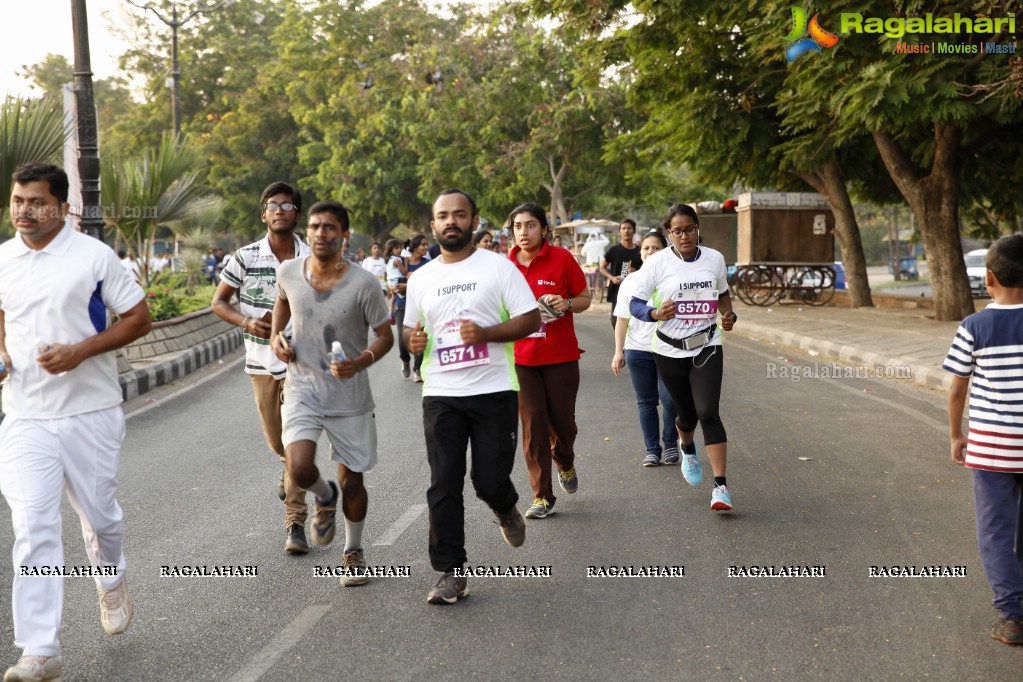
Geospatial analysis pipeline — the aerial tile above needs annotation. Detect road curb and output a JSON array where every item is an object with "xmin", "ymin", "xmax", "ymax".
[
  {"xmin": 733, "ymin": 321, "xmax": 952, "ymax": 391},
  {"xmin": 119, "ymin": 328, "xmax": 243, "ymax": 401}
]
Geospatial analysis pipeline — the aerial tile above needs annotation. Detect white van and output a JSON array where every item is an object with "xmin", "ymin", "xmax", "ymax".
[{"xmin": 964, "ymin": 248, "xmax": 988, "ymax": 297}]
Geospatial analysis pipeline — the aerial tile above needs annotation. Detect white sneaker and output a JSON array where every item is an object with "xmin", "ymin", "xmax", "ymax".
[
  {"xmin": 3, "ymin": 655, "xmax": 62, "ymax": 682},
  {"xmin": 98, "ymin": 579, "xmax": 134, "ymax": 635}
]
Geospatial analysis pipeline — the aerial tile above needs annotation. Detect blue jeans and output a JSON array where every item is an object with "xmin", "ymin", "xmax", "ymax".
[
  {"xmin": 973, "ymin": 469, "xmax": 1023, "ymax": 619},
  {"xmin": 625, "ymin": 349, "xmax": 678, "ymax": 455}
]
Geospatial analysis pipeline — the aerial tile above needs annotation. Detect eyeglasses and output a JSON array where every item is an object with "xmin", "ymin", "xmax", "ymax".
[
  {"xmin": 265, "ymin": 202, "xmax": 297, "ymax": 212},
  {"xmin": 668, "ymin": 226, "xmax": 698, "ymax": 238}
]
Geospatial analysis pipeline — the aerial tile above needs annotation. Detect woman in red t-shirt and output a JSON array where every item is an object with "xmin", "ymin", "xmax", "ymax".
[{"xmin": 508, "ymin": 203, "xmax": 591, "ymax": 519}]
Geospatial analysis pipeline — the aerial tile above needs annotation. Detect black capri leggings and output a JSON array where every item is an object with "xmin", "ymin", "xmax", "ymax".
[{"xmin": 654, "ymin": 346, "xmax": 727, "ymax": 445}]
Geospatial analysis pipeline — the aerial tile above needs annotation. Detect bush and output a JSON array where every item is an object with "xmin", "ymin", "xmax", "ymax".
[
  {"xmin": 145, "ymin": 287, "xmax": 182, "ymax": 322},
  {"xmin": 144, "ymin": 284, "xmax": 217, "ymax": 322}
]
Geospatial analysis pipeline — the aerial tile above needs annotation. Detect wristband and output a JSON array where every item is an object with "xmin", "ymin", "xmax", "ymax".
[
  {"xmin": 364, "ymin": 349, "xmax": 376, "ymax": 364},
  {"xmin": 242, "ymin": 315, "xmax": 251, "ymax": 330}
]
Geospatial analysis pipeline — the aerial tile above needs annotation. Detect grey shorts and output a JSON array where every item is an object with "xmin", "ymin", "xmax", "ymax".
[{"xmin": 281, "ymin": 401, "xmax": 378, "ymax": 473}]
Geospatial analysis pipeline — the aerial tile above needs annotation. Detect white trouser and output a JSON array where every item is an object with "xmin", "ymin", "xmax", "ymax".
[{"xmin": 0, "ymin": 407, "xmax": 128, "ymax": 657}]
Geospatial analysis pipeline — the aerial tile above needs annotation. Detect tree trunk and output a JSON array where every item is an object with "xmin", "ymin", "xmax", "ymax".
[
  {"xmin": 798, "ymin": 159, "xmax": 873, "ymax": 308},
  {"xmin": 872, "ymin": 127, "xmax": 974, "ymax": 321},
  {"xmin": 545, "ymin": 156, "xmax": 570, "ymax": 225}
]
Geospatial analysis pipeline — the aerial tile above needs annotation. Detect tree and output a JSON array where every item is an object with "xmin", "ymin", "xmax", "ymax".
[
  {"xmin": 530, "ymin": 0, "xmax": 882, "ymax": 307},
  {"xmin": 101, "ymin": 133, "xmax": 208, "ymax": 285},
  {"xmin": 773, "ymin": 0, "xmax": 1023, "ymax": 320},
  {"xmin": 0, "ymin": 96, "xmax": 70, "ymax": 229}
]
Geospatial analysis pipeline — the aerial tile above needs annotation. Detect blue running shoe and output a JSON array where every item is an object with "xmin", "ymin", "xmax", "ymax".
[
  {"xmin": 681, "ymin": 450, "xmax": 702, "ymax": 486},
  {"xmin": 311, "ymin": 481, "xmax": 339, "ymax": 545},
  {"xmin": 710, "ymin": 484, "xmax": 733, "ymax": 512}
]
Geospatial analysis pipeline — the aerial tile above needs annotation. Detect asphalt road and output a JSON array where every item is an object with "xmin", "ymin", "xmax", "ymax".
[{"xmin": 0, "ymin": 314, "xmax": 1018, "ymax": 681}]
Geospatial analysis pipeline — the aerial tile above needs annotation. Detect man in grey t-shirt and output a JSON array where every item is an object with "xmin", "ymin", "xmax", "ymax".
[{"xmin": 270, "ymin": 201, "xmax": 393, "ymax": 586}]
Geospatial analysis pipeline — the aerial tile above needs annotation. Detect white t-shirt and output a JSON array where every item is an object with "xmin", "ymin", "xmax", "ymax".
[
  {"xmin": 614, "ymin": 273, "xmax": 656, "ymax": 352},
  {"xmin": 581, "ymin": 237, "xmax": 608, "ymax": 266},
  {"xmin": 629, "ymin": 246, "xmax": 729, "ymax": 359},
  {"xmin": 0, "ymin": 226, "xmax": 146, "ymax": 418},
  {"xmin": 362, "ymin": 256, "xmax": 387, "ymax": 284},
  {"xmin": 404, "ymin": 249, "xmax": 536, "ymax": 397},
  {"xmin": 220, "ymin": 234, "xmax": 311, "ymax": 378}
]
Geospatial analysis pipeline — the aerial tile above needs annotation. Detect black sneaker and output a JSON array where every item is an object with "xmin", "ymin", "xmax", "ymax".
[
  {"xmin": 427, "ymin": 571, "xmax": 469, "ymax": 604},
  {"xmin": 401, "ymin": 361, "xmax": 411, "ymax": 379},
  {"xmin": 285, "ymin": 524, "xmax": 308, "ymax": 555},
  {"xmin": 311, "ymin": 481, "xmax": 339, "ymax": 546},
  {"xmin": 495, "ymin": 505, "xmax": 526, "ymax": 547}
]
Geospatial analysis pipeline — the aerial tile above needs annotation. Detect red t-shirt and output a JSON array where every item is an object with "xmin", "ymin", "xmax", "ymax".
[{"xmin": 509, "ymin": 242, "xmax": 588, "ymax": 366}]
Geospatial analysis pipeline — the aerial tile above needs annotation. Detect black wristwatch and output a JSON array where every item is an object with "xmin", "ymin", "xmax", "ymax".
[
  {"xmin": 568, "ymin": 299, "xmax": 574, "ymax": 311},
  {"xmin": 727, "ymin": 311, "xmax": 737, "ymax": 322}
]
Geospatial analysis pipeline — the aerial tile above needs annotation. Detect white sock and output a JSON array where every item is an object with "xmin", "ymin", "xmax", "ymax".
[
  {"xmin": 308, "ymin": 476, "xmax": 333, "ymax": 501},
  {"xmin": 344, "ymin": 518, "xmax": 364, "ymax": 551}
]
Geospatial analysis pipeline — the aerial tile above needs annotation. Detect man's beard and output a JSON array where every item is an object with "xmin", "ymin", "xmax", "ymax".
[{"xmin": 438, "ymin": 229, "xmax": 472, "ymax": 251}]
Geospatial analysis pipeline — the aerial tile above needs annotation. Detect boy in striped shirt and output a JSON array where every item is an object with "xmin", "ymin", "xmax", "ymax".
[{"xmin": 944, "ymin": 233, "xmax": 1023, "ymax": 645}]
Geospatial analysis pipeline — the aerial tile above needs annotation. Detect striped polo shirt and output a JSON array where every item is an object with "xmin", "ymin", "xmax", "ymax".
[
  {"xmin": 942, "ymin": 304, "xmax": 1023, "ymax": 472},
  {"xmin": 220, "ymin": 234, "xmax": 310, "ymax": 378}
]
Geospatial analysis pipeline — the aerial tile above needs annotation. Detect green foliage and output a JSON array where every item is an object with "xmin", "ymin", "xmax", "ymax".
[
  {"xmin": 143, "ymin": 286, "xmax": 183, "ymax": 322},
  {"xmin": 0, "ymin": 96, "xmax": 70, "ymax": 223},
  {"xmin": 143, "ymin": 282, "xmax": 217, "ymax": 322},
  {"xmin": 101, "ymin": 133, "xmax": 210, "ymax": 285}
]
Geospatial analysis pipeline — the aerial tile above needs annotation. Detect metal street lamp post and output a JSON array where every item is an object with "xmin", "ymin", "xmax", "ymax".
[
  {"xmin": 71, "ymin": 0, "xmax": 104, "ymax": 242},
  {"xmin": 127, "ymin": 0, "xmax": 234, "ymax": 136}
]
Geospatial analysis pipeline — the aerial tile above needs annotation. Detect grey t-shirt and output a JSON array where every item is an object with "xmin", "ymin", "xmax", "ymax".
[{"xmin": 278, "ymin": 257, "xmax": 390, "ymax": 416}]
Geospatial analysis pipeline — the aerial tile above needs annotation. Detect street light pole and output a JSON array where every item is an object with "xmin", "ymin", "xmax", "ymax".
[
  {"xmin": 127, "ymin": 0, "xmax": 235, "ymax": 136},
  {"xmin": 71, "ymin": 0, "xmax": 104, "ymax": 242}
]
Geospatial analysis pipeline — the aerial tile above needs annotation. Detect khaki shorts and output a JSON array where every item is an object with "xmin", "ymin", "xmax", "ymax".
[{"xmin": 281, "ymin": 401, "xmax": 378, "ymax": 473}]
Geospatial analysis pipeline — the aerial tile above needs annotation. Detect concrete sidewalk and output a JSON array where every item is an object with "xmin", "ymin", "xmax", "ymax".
[{"xmin": 586, "ymin": 297, "xmax": 986, "ymax": 392}]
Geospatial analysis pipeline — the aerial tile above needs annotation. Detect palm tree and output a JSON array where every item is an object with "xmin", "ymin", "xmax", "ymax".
[
  {"xmin": 0, "ymin": 95, "xmax": 70, "ymax": 227},
  {"xmin": 101, "ymin": 133, "xmax": 207, "ymax": 285}
]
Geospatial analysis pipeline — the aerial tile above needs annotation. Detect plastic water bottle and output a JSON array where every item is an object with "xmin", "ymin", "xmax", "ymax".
[{"xmin": 330, "ymin": 341, "xmax": 346, "ymax": 363}]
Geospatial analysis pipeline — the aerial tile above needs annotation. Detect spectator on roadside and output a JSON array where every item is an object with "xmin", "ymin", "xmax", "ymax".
[
  {"xmin": 943, "ymin": 233, "xmax": 1023, "ymax": 646},
  {"xmin": 118, "ymin": 249, "xmax": 141, "ymax": 281}
]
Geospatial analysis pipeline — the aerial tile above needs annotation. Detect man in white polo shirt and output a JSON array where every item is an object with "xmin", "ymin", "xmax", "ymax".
[
  {"xmin": 212, "ymin": 181, "xmax": 314, "ymax": 555},
  {"xmin": 0, "ymin": 163, "xmax": 152, "ymax": 682}
]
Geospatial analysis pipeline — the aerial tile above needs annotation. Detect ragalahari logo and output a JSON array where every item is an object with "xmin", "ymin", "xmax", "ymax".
[{"xmin": 785, "ymin": 7, "xmax": 840, "ymax": 62}]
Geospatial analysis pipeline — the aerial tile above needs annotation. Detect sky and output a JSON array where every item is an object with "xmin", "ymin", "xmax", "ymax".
[
  {"xmin": 1, "ymin": 1, "xmax": 135, "ymax": 98},
  {"xmin": 1, "ymin": 0, "xmax": 501, "ymax": 99}
]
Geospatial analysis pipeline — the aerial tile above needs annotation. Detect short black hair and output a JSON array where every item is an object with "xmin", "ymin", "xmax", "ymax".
[
  {"xmin": 620, "ymin": 218, "xmax": 637, "ymax": 231},
  {"xmin": 260, "ymin": 181, "xmax": 302, "ymax": 213},
  {"xmin": 987, "ymin": 234, "xmax": 1023, "ymax": 288},
  {"xmin": 13, "ymin": 162, "xmax": 69, "ymax": 203},
  {"xmin": 436, "ymin": 188, "xmax": 478, "ymax": 218},
  {"xmin": 307, "ymin": 200, "xmax": 350, "ymax": 232},
  {"xmin": 662, "ymin": 203, "xmax": 700, "ymax": 231}
]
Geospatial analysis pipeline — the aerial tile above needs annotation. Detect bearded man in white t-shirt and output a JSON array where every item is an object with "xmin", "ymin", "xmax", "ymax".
[{"xmin": 405, "ymin": 189, "xmax": 540, "ymax": 605}]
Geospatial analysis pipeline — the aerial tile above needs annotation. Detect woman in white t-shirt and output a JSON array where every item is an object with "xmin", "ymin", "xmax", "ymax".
[
  {"xmin": 611, "ymin": 230, "xmax": 679, "ymax": 468},
  {"xmin": 628, "ymin": 204, "xmax": 738, "ymax": 512}
]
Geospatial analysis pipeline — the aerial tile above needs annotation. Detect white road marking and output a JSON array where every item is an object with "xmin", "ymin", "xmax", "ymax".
[
  {"xmin": 227, "ymin": 604, "xmax": 331, "ymax": 682},
  {"xmin": 374, "ymin": 503, "xmax": 427, "ymax": 546},
  {"xmin": 126, "ymin": 355, "xmax": 245, "ymax": 420}
]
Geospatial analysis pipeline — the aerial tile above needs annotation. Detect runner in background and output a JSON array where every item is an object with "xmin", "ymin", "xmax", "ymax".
[
  {"xmin": 507, "ymin": 203, "xmax": 591, "ymax": 519},
  {"xmin": 600, "ymin": 219, "xmax": 642, "ymax": 330},
  {"xmin": 611, "ymin": 230, "xmax": 680, "ymax": 467}
]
